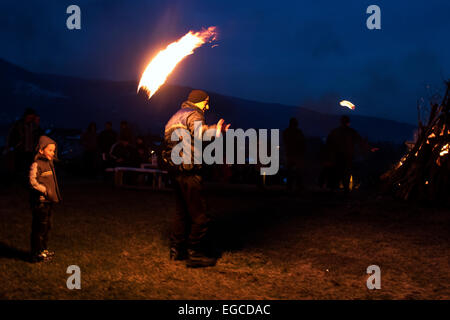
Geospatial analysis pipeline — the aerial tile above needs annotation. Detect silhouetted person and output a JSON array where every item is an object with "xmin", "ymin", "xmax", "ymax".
[
  {"xmin": 33, "ymin": 114, "xmax": 45, "ymax": 146},
  {"xmin": 119, "ymin": 121, "xmax": 133, "ymax": 144},
  {"xmin": 326, "ymin": 116, "xmax": 373, "ymax": 193},
  {"xmin": 81, "ymin": 122, "xmax": 98, "ymax": 177},
  {"xmin": 6, "ymin": 108, "xmax": 38, "ymax": 179},
  {"xmin": 135, "ymin": 136, "xmax": 149, "ymax": 164},
  {"xmin": 98, "ymin": 121, "xmax": 117, "ymax": 167},
  {"xmin": 283, "ymin": 117, "xmax": 306, "ymax": 192},
  {"xmin": 109, "ymin": 134, "xmax": 137, "ymax": 167}
]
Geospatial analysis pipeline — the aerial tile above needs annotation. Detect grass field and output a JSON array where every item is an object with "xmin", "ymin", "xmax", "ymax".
[{"xmin": 0, "ymin": 177, "xmax": 449, "ymax": 299}]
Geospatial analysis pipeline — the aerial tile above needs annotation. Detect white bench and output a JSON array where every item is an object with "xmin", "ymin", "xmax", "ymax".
[{"xmin": 105, "ymin": 166, "xmax": 168, "ymax": 189}]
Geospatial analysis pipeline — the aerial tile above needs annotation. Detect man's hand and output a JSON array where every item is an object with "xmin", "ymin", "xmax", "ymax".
[
  {"xmin": 215, "ymin": 119, "xmax": 231, "ymax": 137},
  {"xmin": 196, "ymin": 120, "xmax": 231, "ymax": 139}
]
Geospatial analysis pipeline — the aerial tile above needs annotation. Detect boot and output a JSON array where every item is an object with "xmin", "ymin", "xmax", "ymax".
[
  {"xmin": 170, "ymin": 247, "xmax": 188, "ymax": 261},
  {"xmin": 186, "ymin": 249, "xmax": 217, "ymax": 268}
]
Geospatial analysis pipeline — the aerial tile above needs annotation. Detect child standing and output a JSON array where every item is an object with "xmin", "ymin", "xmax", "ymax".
[{"xmin": 29, "ymin": 136, "xmax": 61, "ymax": 262}]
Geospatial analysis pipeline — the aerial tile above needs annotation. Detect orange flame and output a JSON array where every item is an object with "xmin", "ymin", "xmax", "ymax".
[
  {"xmin": 138, "ymin": 26, "xmax": 217, "ymax": 99},
  {"xmin": 440, "ymin": 144, "xmax": 449, "ymax": 157},
  {"xmin": 340, "ymin": 100, "xmax": 355, "ymax": 110}
]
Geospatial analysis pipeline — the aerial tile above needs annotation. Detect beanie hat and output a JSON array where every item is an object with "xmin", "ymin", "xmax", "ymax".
[
  {"xmin": 35, "ymin": 135, "xmax": 58, "ymax": 160},
  {"xmin": 187, "ymin": 90, "xmax": 209, "ymax": 103}
]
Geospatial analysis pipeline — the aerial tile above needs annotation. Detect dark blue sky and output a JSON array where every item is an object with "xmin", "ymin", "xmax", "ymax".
[{"xmin": 1, "ymin": 0, "xmax": 449, "ymax": 124}]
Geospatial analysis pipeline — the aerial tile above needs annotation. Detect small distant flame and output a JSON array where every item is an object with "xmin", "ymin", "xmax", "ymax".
[
  {"xmin": 340, "ymin": 100, "xmax": 355, "ymax": 110},
  {"xmin": 138, "ymin": 26, "xmax": 217, "ymax": 99},
  {"xmin": 396, "ymin": 156, "xmax": 407, "ymax": 169},
  {"xmin": 440, "ymin": 144, "xmax": 449, "ymax": 157}
]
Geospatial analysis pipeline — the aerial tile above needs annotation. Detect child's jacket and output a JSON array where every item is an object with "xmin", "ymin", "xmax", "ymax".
[{"xmin": 29, "ymin": 136, "xmax": 61, "ymax": 203}]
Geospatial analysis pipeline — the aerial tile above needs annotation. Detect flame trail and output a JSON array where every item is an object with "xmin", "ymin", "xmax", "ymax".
[
  {"xmin": 138, "ymin": 26, "xmax": 217, "ymax": 99},
  {"xmin": 340, "ymin": 100, "xmax": 355, "ymax": 110}
]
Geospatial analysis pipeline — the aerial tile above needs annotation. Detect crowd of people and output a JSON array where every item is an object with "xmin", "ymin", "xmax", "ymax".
[
  {"xmin": 283, "ymin": 115, "xmax": 377, "ymax": 194},
  {"xmin": 80, "ymin": 120, "xmax": 154, "ymax": 177},
  {"xmin": 4, "ymin": 109, "xmax": 155, "ymax": 181},
  {"xmin": 3, "ymin": 107, "xmax": 375, "ymax": 190},
  {"xmin": 4, "ymin": 108, "xmax": 44, "ymax": 182}
]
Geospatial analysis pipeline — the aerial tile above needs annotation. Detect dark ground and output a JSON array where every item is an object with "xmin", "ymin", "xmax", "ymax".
[{"xmin": 0, "ymin": 177, "xmax": 449, "ymax": 300}]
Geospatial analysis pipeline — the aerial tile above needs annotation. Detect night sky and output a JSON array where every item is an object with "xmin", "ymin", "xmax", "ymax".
[{"xmin": 1, "ymin": 0, "xmax": 449, "ymax": 124}]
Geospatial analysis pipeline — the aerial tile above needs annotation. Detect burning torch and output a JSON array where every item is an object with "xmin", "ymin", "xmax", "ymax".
[
  {"xmin": 137, "ymin": 26, "xmax": 229, "ymax": 135},
  {"xmin": 137, "ymin": 26, "xmax": 217, "ymax": 99}
]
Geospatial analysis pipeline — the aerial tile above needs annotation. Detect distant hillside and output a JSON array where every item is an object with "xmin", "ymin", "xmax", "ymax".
[{"xmin": 0, "ymin": 59, "xmax": 416, "ymax": 143}]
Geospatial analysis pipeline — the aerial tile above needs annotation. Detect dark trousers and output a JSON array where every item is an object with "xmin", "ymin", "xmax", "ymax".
[
  {"xmin": 30, "ymin": 202, "xmax": 53, "ymax": 255},
  {"xmin": 340, "ymin": 167, "xmax": 352, "ymax": 193},
  {"xmin": 286, "ymin": 165, "xmax": 303, "ymax": 191},
  {"xmin": 15, "ymin": 151, "xmax": 34, "ymax": 185},
  {"xmin": 286, "ymin": 157, "xmax": 303, "ymax": 192},
  {"xmin": 171, "ymin": 174, "xmax": 210, "ymax": 253},
  {"xmin": 319, "ymin": 164, "xmax": 332, "ymax": 189},
  {"xmin": 333, "ymin": 161, "xmax": 352, "ymax": 193}
]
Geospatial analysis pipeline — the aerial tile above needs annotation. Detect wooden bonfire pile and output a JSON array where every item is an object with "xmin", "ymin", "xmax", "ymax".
[{"xmin": 381, "ymin": 81, "xmax": 450, "ymax": 202}]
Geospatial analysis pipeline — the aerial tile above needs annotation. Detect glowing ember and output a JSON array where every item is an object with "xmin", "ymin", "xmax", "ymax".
[
  {"xmin": 440, "ymin": 144, "xmax": 449, "ymax": 157},
  {"xmin": 396, "ymin": 156, "xmax": 407, "ymax": 169},
  {"xmin": 340, "ymin": 100, "xmax": 355, "ymax": 110},
  {"xmin": 138, "ymin": 26, "xmax": 217, "ymax": 99}
]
